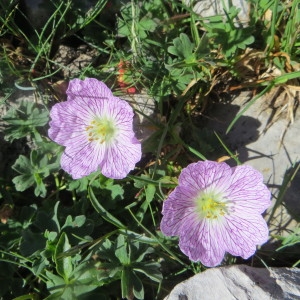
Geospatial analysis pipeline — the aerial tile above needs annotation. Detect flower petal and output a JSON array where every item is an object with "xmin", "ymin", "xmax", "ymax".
[
  {"xmin": 225, "ymin": 165, "xmax": 271, "ymax": 213},
  {"xmin": 223, "ymin": 213, "xmax": 269, "ymax": 258},
  {"xmin": 179, "ymin": 217, "xmax": 226, "ymax": 267},
  {"xmin": 48, "ymin": 102, "xmax": 88, "ymax": 146},
  {"xmin": 48, "ymin": 78, "xmax": 142, "ymax": 179},
  {"xmin": 160, "ymin": 160, "xmax": 271, "ymax": 267},
  {"xmin": 61, "ymin": 142, "xmax": 105, "ymax": 179},
  {"xmin": 160, "ymin": 186, "xmax": 196, "ymax": 236},
  {"xmin": 100, "ymin": 137, "xmax": 141, "ymax": 179},
  {"xmin": 67, "ymin": 78, "xmax": 113, "ymax": 100},
  {"xmin": 179, "ymin": 161, "xmax": 232, "ymax": 194}
]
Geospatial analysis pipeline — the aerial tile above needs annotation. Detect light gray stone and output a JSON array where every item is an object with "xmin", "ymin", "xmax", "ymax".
[
  {"xmin": 183, "ymin": 0, "xmax": 250, "ymax": 26},
  {"xmin": 165, "ymin": 265, "xmax": 300, "ymax": 300},
  {"xmin": 206, "ymin": 91, "xmax": 300, "ymax": 238},
  {"xmin": 121, "ymin": 92, "xmax": 157, "ymax": 142}
]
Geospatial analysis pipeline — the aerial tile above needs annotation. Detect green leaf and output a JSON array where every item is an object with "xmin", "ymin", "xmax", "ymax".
[
  {"xmin": 133, "ymin": 261, "xmax": 163, "ymax": 283},
  {"xmin": 67, "ymin": 261, "xmax": 100, "ymax": 296},
  {"xmin": 45, "ymin": 271, "xmax": 65, "ymax": 294},
  {"xmin": 72, "ymin": 261, "xmax": 98, "ymax": 285},
  {"xmin": 115, "ymin": 235, "xmax": 130, "ymax": 265},
  {"xmin": 46, "ymin": 260, "xmax": 100, "ymax": 299},
  {"xmin": 135, "ymin": 246, "xmax": 155, "ymax": 263},
  {"xmin": 61, "ymin": 215, "xmax": 94, "ymax": 244},
  {"xmin": 121, "ymin": 267, "xmax": 132, "ymax": 299},
  {"xmin": 11, "ymin": 152, "xmax": 49, "ymax": 197},
  {"xmin": 3, "ymin": 100, "xmax": 49, "ymax": 142},
  {"xmin": 20, "ymin": 229, "xmax": 46, "ymax": 256},
  {"xmin": 130, "ymin": 174, "xmax": 176, "ymax": 188},
  {"xmin": 88, "ymin": 187, "xmax": 126, "ymax": 229},
  {"xmin": 139, "ymin": 17, "xmax": 157, "ymax": 32},
  {"xmin": 67, "ymin": 173, "xmax": 96, "ymax": 193},
  {"xmin": 119, "ymin": 229, "xmax": 158, "ymax": 246},
  {"xmin": 121, "ymin": 268, "xmax": 144, "ymax": 300},
  {"xmin": 11, "ymin": 149, "xmax": 60, "ymax": 197},
  {"xmin": 32, "ymin": 256, "xmax": 49, "ymax": 277},
  {"xmin": 62, "ymin": 215, "xmax": 86, "ymax": 229},
  {"xmin": 46, "ymin": 231, "xmax": 58, "ymax": 242},
  {"xmin": 168, "ymin": 33, "xmax": 195, "ymax": 62},
  {"xmin": 12, "ymin": 154, "xmax": 33, "ymax": 174},
  {"xmin": 54, "ymin": 233, "xmax": 73, "ymax": 282},
  {"xmin": 276, "ymin": 225, "xmax": 300, "ymax": 251},
  {"xmin": 134, "ymin": 184, "xmax": 156, "ymax": 221},
  {"xmin": 96, "ymin": 261, "xmax": 122, "ymax": 282},
  {"xmin": 41, "ymin": 231, "xmax": 58, "ymax": 259},
  {"xmin": 45, "ymin": 286, "xmax": 75, "ymax": 300},
  {"xmin": 103, "ymin": 179, "xmax": 124, "ymax": 201},
  {"xmin": 132, "ymin": 271, "xmax": 144, "ymax": 300},
  {"xmin": 145, "ymin": 184, "xmax": 156, "ymax": 203},
  {"xmin": 51, "ymin": 201, "xmax": 61, "ymax": 232},
  {"xmin": 96, "ymin": 239, "xmax": 116, "ymax": 261},
  {"xmin": 12, "ymin": 174, "xmax": 35, "ymax": 192},
  {"xmin": 33, "ymin": 173, "xmax": 47, "ymax": 197}
]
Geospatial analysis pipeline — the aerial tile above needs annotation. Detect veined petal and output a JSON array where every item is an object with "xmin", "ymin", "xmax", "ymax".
[
  {"xmin": 179, "ymin": 216, "xmax": 226, "ymax": 267},
  {"xmin": 61, "ymin": 142, "xmax": 105, "ymax": 179},
  {"xmin": 160, "ymin": 160, "xmax": 271, "ymax": 267},
  {"xmin": 179, "ymin": 161, "xmax": 232, "ymax": 194},
  {"xmin": 48, "ymin": 99, "xmax": 93, "ymax": 146},
  {"xmin": 48, "ymin": 78, "xmax": 141, "ymax": 179},
  {"xmin": 160, "ymin": 188, "xmax": 196, "ymax": 236},
  {"xmin": 100, "ymin": 137, "xmax": 141, "ymax": 179},
  {"xmin": 67, "ymin": 78, "xmax": 114, "ymax": 100},
  {"xmin": 223, "ymin": 213, "xmax": 269, "ymax": 258},
  {"xmin": 225, "ymin": 165, "xmax": 271, "ymax": 213},
  {"xmin": 49, "ymin": 120, "xmax": 87, "ymax": 148}
]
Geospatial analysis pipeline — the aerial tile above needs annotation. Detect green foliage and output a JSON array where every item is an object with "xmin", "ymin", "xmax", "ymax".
[
  {"xmin": 276, "ymin": 226, "xmax": 300, "ymax": 251},
  {"xmin": 0, "ymin": 0, "xmax": 299, "ymax": 298},
  {"xmin": 0, "ymin": 200, "xmax": 99, "ymax": 298},
  {"xmin": 203, "ymin": 6, "xmax": 255, "ymax": 57},
  {"xmin": 0, "ymin": 0, "xmax": 107, "ymax": 81},
  {"xmin": 12, "ymin": 149, "xmax": 60, "ymax": 197},
  {"xmin": 249, "ymin": 0, "xmax": 300, "ymax": 58},
  {"xmin": 45, "ymin": 260, "xmax": 100, "ymax": 299},
  {"xmin": 165, "ymin": 32, "xmax": 211, "ymax": 93},
  {"xmin": 95, "ymin": 234, "xmax": 162, "ymax": 300},
  {"xmin": 3, "ymin": 100, "xmax": 49, "ymax": 142},
  {"xmin": 55, "ymin": 232, "xmax": 73, "ymax": 281},
  {"xmin": 168, "ymin": 33, "xmax": 195, "ymax": 62},
  {"xmin": 117, "ymin": 2, "xmax": 158, "ymax": 40}
]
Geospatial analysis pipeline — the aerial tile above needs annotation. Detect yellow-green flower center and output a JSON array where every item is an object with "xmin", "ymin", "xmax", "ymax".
[
  {"xmin": 85, "ymin": 117, "xmax": 117, "ymax": 144},
  {"xmin": 195, "ymin": 192, "xmax": 227, "ymax": 220}
]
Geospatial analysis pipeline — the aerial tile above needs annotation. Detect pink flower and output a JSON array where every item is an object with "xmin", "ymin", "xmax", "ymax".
[
  {"xmin": 160, "ymin": 160, "xmax": 271, "ymax": 267},
  {"xmin": 48, "ymin": 78, "xmax": 141, "ymax": 179}
]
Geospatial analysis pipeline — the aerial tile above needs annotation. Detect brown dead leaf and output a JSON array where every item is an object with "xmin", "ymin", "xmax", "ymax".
[{"xmin": 0, "ymin": 204, "xmax": 13, "ymax": 224}]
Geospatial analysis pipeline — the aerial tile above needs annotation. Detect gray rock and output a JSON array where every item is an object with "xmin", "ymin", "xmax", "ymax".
[
  {"xmin": 53, "ymin": 45, "xmax": 99, "ymax": 78},
  {"xmin": 121, "ymin": 92, "xmax": 157, "ymax": 142},
  {"xmin": 183, "ymin": 0, "xmax": 250, "ymax": 27},
  {"xmin": 207, "ymin": 91, "xmax": 300, "ymax": 239},
  {"xmin": 164, "ymin": 265, "xmax": 300, "ymax": 300}
]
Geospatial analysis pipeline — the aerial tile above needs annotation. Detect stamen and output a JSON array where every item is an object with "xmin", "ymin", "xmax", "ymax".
[
  {"xmin": 195, "ymin": 192, "xmax": 228, "ymax": 220},
  {"xmin": 85, "ymin": 117, "xmax": 116, "ymax": 144}
]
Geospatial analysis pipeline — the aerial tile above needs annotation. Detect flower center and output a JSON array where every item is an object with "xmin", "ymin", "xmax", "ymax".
[
  {"xmin": 195, "ymin": 191, "xmax": 227, "ymax": 220},
  {"xmin": 85, "ymin": 117, "xmax": 117, "ymax": 144}
]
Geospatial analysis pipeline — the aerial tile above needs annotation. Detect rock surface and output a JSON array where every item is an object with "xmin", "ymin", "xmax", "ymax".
[
  {"xmin": 164, "ymin": 265, "xmax": 300, "ymax": 300},
  {"xmin": 121, "ymin": 92, "xmax": 157, "ymax": 142},
  {"xmin": 183, "ymin": 0, "xmax": 250, "ymax": 26},
  {"xmin": 207, "ymin": 91, "xmax": 300, "ymax": 238}
]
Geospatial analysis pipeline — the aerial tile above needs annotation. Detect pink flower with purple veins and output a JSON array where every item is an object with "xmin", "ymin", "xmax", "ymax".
[
  {"xmin": 48, "ymin": 78, "xmax": 141, "ymax": 179},
  {"xmin": 160, "ymin": 160, "xmax": 271, "ymax": 267}
]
